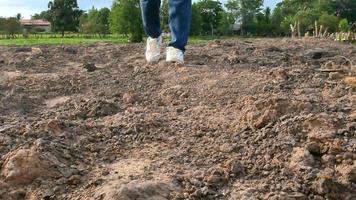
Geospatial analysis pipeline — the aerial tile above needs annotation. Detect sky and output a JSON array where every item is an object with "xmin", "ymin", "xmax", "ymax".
[{"xmin": 0, "ymin": 0, "xmax": 281, "ymax": 19}]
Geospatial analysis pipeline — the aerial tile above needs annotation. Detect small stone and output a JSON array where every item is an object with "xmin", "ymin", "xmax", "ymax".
[
  {"xmin": 83, "ymin": 63, "xmax": 97, "ymax": 72},
  {"xmin": 101, "ymin": 170, "xmax": 110, "ymax": 176},
  {"xmin": 176, "ymin": 108, "xmax": 184, "ymax": 113}
]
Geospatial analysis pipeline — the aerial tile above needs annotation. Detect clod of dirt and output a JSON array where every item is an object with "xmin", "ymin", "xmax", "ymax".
[
  {"xmin": 31, "ymin": 47, "xmax": 43, "ymax": 56},
  {"xmin": 123, "ymin": 92, "xmax": 141, "ymax": 104},
  {"xmin": 312, "ymin": 176, "xmax": 339, "ymax": 195},
  {"xmin": 98, "ymin": 180, "xmax": 178, "ymax": 200},
  {"xmin": 336, "ymin": 163, "xmax": 356, "ymax": 184},
  {"xmin": 68, "ymin": 175, "xmax": 81, "ymax": 185},
  {"xmin": 83, "ymin": 63, "xmax": 97, "ymax": 72},
  {"xmin": 289, "ymin": 147, "xmax": 315, "ymax": 171},
  {"xmin": 344, "ymin": 76, "xmax": 356, "ymax": 86},
  {"xmin": 1, "ymin": 148, "xmax": 56, "ymax": 185},
  {"xmin": 87, "ymin": 100, "xmax": 120, "ymax": 118},
  {"xmin": 14, "ymin": 47, "xmax": 32, "ymax": 53},
  {"xmin": 305, "ymin": 48, "xmax": 336, "ymax": 59},
  {"xmin": 64, "ymin": 47, "xmax": 77, "ymax": 54}
]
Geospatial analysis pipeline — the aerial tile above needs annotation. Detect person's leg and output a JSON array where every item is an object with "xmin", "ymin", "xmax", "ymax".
[
  {"xmin": 168, "ymin": 0, "xmax": 192, "ymax": 52},
  {"xmin": 140, "ymin": 0, "xmax": 162, "ymax": 38}
]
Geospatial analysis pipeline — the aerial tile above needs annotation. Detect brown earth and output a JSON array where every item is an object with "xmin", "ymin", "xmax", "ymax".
[{"xmin": 0, "ymin": 38, "xmax": 355, "ymax": 200}]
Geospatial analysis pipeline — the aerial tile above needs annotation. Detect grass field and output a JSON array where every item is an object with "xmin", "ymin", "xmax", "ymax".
[{"xmin": 0, "ymin": 35, "xmax": 237, "ymax": 45}]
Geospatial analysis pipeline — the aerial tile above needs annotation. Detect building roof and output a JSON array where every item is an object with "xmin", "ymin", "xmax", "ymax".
[{"xmin": 20, "ymin": 19, "xmax": 51, "ymax": 26}]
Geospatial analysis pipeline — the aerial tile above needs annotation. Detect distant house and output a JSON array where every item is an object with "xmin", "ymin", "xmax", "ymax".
[{"xmin": 20, "ymin": 19, "xmax": 51, "ymax": 32}]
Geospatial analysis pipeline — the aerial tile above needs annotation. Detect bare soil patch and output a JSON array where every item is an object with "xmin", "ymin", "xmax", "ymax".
[{"xmin": 0, "ymin": 38, "xmax": 355, "ymax": 199}]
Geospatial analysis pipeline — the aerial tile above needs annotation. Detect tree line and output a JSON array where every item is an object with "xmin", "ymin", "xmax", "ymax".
[{"xmin": 0, "ymin": 0, "xmax": 355, "ymax": 41}]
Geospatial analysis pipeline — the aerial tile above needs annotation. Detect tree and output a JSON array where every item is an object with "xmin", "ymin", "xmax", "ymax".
[
  {"xmin": 318, "ymin": 0, "xmax": 356, "ymax": 23},
  {"xmin": 190, "ymin": 3, "xmax": 203, "ymax": 35},
  {"xmin": 2, "ymin": 18, "xmax": 22, "ymax": 38},
  {"xmin": 239, "ymin": 0, "xmax": 263, "ymax": 34},
  {"xmin": 196, "ymin": 0, "xmax": 223, "ymax": 36},
  {"xmin": 16, "ymin": 13, "xmax": 22, "ymax": 20},
  {"xmin": 293, "ymin": 9, "xmax": 319, "ymax": 35},
  {"xmin": 110, "ymin": 0, "xmax": 143, "ymax": 42},
  {"xmin": 225, "ymin": 0, "xmax": 240, "ymax": 20},
  {"xmin": 160, "ymin": 0, "xmax": 169, "ymax": 33},
  {"xmin": 80, "ymin": 7, "xmax": 110, "ymax": 36},
  {"xmin": 318, "ymin": 12, "xmax": 340, "ymax": 33},
  {"xmin": 48, "ymin": 0, "xmax": 82, "ymax": 37},
  {"xmin": 32, "ymin": 11, "xmax": 53, "ymax": 23},
  {"xmin": 217, "ymin": 10, "xmax": 234, "ymax": 35}
]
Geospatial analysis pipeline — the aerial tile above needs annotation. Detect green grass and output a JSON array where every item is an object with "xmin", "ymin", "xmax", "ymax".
[
  {"xmin": 0, "ymin": 37, "xmax": 130, "ymax": 45},
  {"xmin": 189, "ymin": 35, "xmax": 238, "ymax": 43},
  {"xmin": 0, "ymin": 35, "xmax": 239, "ymax": 46}
]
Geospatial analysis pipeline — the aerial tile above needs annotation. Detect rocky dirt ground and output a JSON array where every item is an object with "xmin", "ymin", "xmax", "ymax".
[{"xmin": 0, "ymin": 38, "xmax": 355, "ymax": 200}]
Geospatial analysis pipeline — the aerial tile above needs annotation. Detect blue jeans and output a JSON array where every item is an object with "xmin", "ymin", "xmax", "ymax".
[{"xmin": 140, "ymin": 0, "xmax": 192, "ymax": 51}]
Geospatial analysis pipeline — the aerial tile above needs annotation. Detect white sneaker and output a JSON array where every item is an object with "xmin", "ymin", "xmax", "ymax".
[
  {"xmin": 166, "ymin": 46, "xmax": 184, "ymax": 64},
  {"xmin": 145, "ymin": 36, "xmax": 162, "ymax": 63}
]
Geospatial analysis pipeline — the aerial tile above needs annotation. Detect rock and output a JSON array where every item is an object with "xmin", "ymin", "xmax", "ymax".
[
  {"xmin": 83, "ymin": 63, "xmax": 97, "ymax": 72},
  {"xmin": 289, "ymin": 148, "xmax": 314, "ymax": 171},
  {"xmin": 1, "ymin": 148, "xmax": 54, "ymax": 185}
]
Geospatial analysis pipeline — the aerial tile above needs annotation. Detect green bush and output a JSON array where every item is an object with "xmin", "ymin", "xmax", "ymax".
[
  {"xmin": 318, "ymin": 12, "xmax": 340, "ymax": 33},
  {"xmin": 339, "ymin": 19, "xmax": 349, "ymax": 32}
]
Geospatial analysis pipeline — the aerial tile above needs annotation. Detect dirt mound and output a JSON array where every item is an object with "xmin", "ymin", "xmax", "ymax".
[{"xmin": 0, "ymin": 39, "xmax": 355, "ymax": 199}]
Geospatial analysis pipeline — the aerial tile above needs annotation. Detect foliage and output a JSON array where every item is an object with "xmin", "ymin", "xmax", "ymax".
[
  {"xmin": 0, "ymin": 18, "xmax": 22, "ymax": 37},
  {"xmin": 195, "ymin": 0, "xmax": 223, "ymax": 36},
  {"xmin": 339, "ymin": 19, "xmax": 349, "ymax": 32},
  {"xmin": 80, "ymin": 7, "xmax": 110, "ymax": 36},
  {"xmin": 318, "ymin": 13, "xmax": 340, "ymax": 33},
  {"xmin": 110, "ymin": 0, "xmax": 143, "ymax": 42},
  {"xmin": 48, "ymin": 0, "xmax": 82, "ymax": 37},
  {"xmin": 160, "ymin": 0, "xmax": 169, "ymax": 33},
  {"xmin": 190, "ymin": 3, "xmax": 203, "ymax": 36}
]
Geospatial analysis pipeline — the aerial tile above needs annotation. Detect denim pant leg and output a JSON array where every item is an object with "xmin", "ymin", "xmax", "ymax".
[
  {"xmin": 140, "ymin": 0, "xmax": 162, "ymax": 38},
  {"xmin": 168, "ymin": 0, "xmax": 192, "ymax": 52}
]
